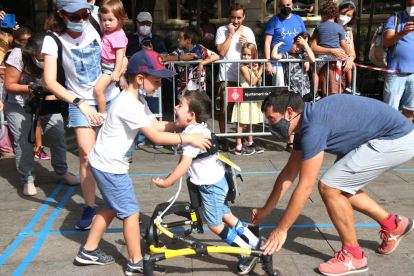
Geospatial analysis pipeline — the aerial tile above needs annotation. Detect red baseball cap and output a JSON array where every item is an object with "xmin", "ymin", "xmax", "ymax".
[{"xmin": 127, "ymin": 50, "xmax": 177, "ymax": 78}]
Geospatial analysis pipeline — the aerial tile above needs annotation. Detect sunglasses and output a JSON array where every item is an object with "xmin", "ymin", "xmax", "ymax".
[{"xmin": 65, "ymin": 12, "xmax": 91, "ymax": 23}]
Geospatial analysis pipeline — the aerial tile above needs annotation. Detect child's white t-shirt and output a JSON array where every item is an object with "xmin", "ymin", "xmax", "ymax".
[
  {"xmin": 41, "ymin": 14, "xmax": 119, "ymax": 105},
  {"xmin": 182, "ymin": 124, "xmax": 225, "ymax": 185},
  {"xmin": 89, "ymin": 91, "xmax": 155, "ymax": 174},
  {"xmin": 215, "ymin": 25, "xmax": 256, "ymax": 83}
]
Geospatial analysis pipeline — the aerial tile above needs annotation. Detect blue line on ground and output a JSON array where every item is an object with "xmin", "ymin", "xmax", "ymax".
[
  {"xmin": 128, "ymin": 168, "xmax": 413, "ymax": 177},
  {"xmin": 20, "ymin": 223, "xmax": 380, "ymax": 236},
  {"xmin": 0, "ymin": 182, "xmax": 65, "ymax": 268},
  {"xmin": 12, "ymin": 185, "xmax": 76, "ymax": 276}
]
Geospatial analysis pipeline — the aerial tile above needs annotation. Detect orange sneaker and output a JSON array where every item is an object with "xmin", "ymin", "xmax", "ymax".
[
  {"xmin": 318, "ymin": 249, "xmax": 368, "ymax": 276},
  {"xmin": 378, "ymin": 215, "xmax": 414, "ymax": 255}
]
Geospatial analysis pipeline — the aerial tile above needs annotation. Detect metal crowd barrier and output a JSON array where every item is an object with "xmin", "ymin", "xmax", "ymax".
[
  {"xmin": 163, "ymin": 58, "xmax": 356, "ymax": 140},
  {"xmin": 0, "ymin": 110, "xmax": 6, "ymax": 140}
]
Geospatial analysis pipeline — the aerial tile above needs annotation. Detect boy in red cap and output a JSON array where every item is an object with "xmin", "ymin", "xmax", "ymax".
[{"xmin": 75, "ymin": 50, "xmax": 211, "ymax": 275}]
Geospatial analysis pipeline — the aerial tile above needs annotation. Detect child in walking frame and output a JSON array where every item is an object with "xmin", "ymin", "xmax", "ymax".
[
  {"xmin": 152, "ymin": 90, "xmax": 265, "ymax": 275},
  {"xmin": 231, "ymin": 43, "xmax": 265, "ymax": 156}
]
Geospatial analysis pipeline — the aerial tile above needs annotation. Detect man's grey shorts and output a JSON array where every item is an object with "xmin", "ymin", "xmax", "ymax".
[{"xmin": 320, "ymin": 130, "xmax": 414, "ymax": 195}]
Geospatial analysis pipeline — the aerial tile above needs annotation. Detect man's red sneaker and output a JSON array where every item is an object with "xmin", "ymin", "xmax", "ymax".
[
  {"xmin": 378, "ymin": 215, "xmax": 414, "ymax": 255},
  {"xmin": 318, "ymin": 249, "xmax": 368, "ymax": 276}
]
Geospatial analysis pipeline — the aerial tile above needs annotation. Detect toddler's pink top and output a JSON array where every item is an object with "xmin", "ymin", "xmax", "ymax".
[{"xmin": 101, "ymin": 28, "xmax": 128, "ymax": 65}]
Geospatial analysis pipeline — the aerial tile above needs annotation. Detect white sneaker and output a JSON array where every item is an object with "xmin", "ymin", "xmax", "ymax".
[
  {"xmin": 58, "ymin": 172, "xmax": 80, "ymax": 185},
  {"xmin": 237, "ymin": 237, "xmax": 267, "ymax": 275},
  {"xmin": 23, "ymin": 183, "xmax": 37, "ymax": 196}
]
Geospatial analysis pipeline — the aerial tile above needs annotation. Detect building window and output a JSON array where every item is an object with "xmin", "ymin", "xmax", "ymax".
[
  {"xmin": 361, "ymin": 0, "xmax": 405, "ymax": 15},
  {"xmin": 166, "ymin": 0, "xmax": 233, "ymax": 22}
]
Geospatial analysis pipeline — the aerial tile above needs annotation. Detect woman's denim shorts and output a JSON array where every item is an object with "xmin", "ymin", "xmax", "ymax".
[{"xmin": 68, "ymin": 92, "xmax": 120, "ymax": 128}]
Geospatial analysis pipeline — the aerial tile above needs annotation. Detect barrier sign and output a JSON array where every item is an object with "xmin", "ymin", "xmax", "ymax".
[{"xmin": 227, "ymin": 87, "xmax": 289, "ymax": 102}]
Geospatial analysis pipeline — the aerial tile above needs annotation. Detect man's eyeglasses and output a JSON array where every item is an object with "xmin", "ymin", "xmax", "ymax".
[{"xmin": 65, "ymin": 12, "xmax": 91, "ymax": 23}]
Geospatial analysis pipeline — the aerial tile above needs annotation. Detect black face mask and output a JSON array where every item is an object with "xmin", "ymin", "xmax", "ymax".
[
  {"xmin": 268, "ymin": 92, "xmax": 301, "ymax": 139},
  {"xmin": 269, "ymin": 118, "xmax": 291, "ymax": 139},
  {"xmin": 280, "ymin": 7, "xmax": 292, "ymax": 16}
]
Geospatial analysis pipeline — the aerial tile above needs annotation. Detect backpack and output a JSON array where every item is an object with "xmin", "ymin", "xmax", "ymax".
[
  {"xmin": 45, "ymin": 15, "xmax": 102, "ymax": 88},
  {"xmin": 369, "ymin": 12, "xmax": 401, "ymax": 68}
]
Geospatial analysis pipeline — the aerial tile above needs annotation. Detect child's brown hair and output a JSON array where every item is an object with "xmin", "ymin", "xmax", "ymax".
[
  {"xmin": 319, "ymin": 0, "xmax": 339, "ymax": 20},
  {"xmin": 99, "ymin": 0, "xmax": 128, "ymax": 30},
  {"xmin": 181, "ymin": 26, "xmax": 199, "ymax": 45},
  {"xmin": 183, "ymin": 91, "xmax": 212, "ymax": 124},
  {"xmin": 293, "ymin": 32, "xmax": 310, "ymax": 46}
]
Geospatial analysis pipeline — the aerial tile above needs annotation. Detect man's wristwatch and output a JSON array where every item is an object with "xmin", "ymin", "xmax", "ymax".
[{"xmin": 73, "ymin": 98, "xmax": 85, "ymax": 108}]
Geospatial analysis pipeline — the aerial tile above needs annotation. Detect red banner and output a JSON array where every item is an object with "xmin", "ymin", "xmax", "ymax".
[{"xmin": 227, "ymin": 87, "xmax": 243, "ymax": 102}]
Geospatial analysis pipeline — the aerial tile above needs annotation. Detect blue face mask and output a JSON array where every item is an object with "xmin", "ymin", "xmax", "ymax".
[
  {"xmin": 139, "ymin": 88, "xmax": 147, "ymax": 97},
  {"xmin": 66, "ymin": 19, "xmax": 89, "ymax": 33},
  {"xmin": 92, "ymin": 5, "xmax": 99, "ymax": 13}
]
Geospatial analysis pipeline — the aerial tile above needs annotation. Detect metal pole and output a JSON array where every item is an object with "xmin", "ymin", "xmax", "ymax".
[
  {"xmin": 0, "ymin": 111, "xmax": 6, "ymax": 140},
  {"xmin": 301, "ymin": 61, "xmax": 304, "ymax": 96},
  {"xmin": 326, "ymin": 62, "xmax": 330, "ymax": 97},
  {"xmin": 196, "ymin": 0, "xmax": 201, "ymax": 30},
  {"xmin": 275, "ymin": 62, "xmax": 279, "ymax": 87},
  {"xmin": 364, "ymin": 0, "xmax": 376, "ymax": 62},
  {"xmin": 212, "ymin": 64, "xmax": 215, "ymax": 132},
  {"xmin": 30, "ymin": 0, "xmax": 37, "ymax": 32},
  {"xmin": 313, "ymin": 62, "xmax": 317, "ymax": 103},
  {"xmin": 339, "ymin": 65, "xmax": 342, "ymax": 94},
  {"xmin": 352, "ymin": 63, "xmax": 357, "ymax": 95},
  {"xmin": 356, "ymin": 0, "xmax": 362, "ymax": 62},
  {"xmin": 224, "ymin": 62, "xmax": 228, "ymax": 136}
]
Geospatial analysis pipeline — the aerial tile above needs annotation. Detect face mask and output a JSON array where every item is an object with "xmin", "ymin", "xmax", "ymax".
[
  {"xmin": 66, "ymin": 19, "xmax": 89, "ymax": 33},
  {"xmin": 269, "ymin": 119, "xmax": 291, "ymax": 139},
  {"xmin": 407, "ymin": 6, "xmax": 414, "ymax": 16},
  {"xmin": 139, "ymin": 88, "xmax": 146, "ymax": 97},
  {"xmin": 190, "ymin": 21, "xmax": 197, "ymax": 26},
  {"xmin": 280, "ymin": 7, "xmax": 292, "ymax": 17},
  {"xmin": 268, "ymin": 110, "xmax": 302, "ymax": 139},
  {"xmin": 33, "ymin": 57, "xmax": 44, "ymax": 69},
  {"xmin": 92, "ymin": 5, "xmax": 99, "ymax": 13},
  {"xmin": 139, "ymin": 25, "xmax": 151, "ymax": 36},
  {"xmin": 338, "ymin": 15, "xmax": 351, "ymax": 26}
]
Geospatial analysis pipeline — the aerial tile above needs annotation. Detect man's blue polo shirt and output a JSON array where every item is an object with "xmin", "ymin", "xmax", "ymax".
[{"xmin": 293, "ymin": 94, "xmax": 414, "ymax": 160}]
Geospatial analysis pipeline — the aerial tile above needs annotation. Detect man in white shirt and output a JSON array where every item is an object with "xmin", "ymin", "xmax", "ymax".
[{"xmin": 215, "ymin": 3, "xmax": 256, "ymax": 151}]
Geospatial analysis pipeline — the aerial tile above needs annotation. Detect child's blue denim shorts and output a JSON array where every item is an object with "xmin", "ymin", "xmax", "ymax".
[
  {"xmin": 198, "ymin": 176, "xmax": 231, "ymax": 226},
  {"xmin": 90, "ymin": 164, "xmax": 140, "ymax": 219},
  {"xmin": 67, "ymin": 91, "xmax": 120, "ymax": 128},
  {"xmin": 101, "ymin": 62, "xmax": 115, "ymax": 75}
]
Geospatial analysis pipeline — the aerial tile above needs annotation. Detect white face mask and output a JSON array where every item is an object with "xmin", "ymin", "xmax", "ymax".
[
  {"xmin": 33, "ymin": 57, "xmax": 44, "ymax": 69},
  {"xmin": 139, "ymin": 25, "xmax": 151, "ymax": 36},
  {"xmin": 406, "ymin": 6, "xmax": 414, "ymax": 16},
  {"xmin": 190, "ymin": 21, "xmax": 197, "ymax": 26},
  {"xmin": 338, "ymin": 15, "xmax": 351, "ymax": 26}
]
